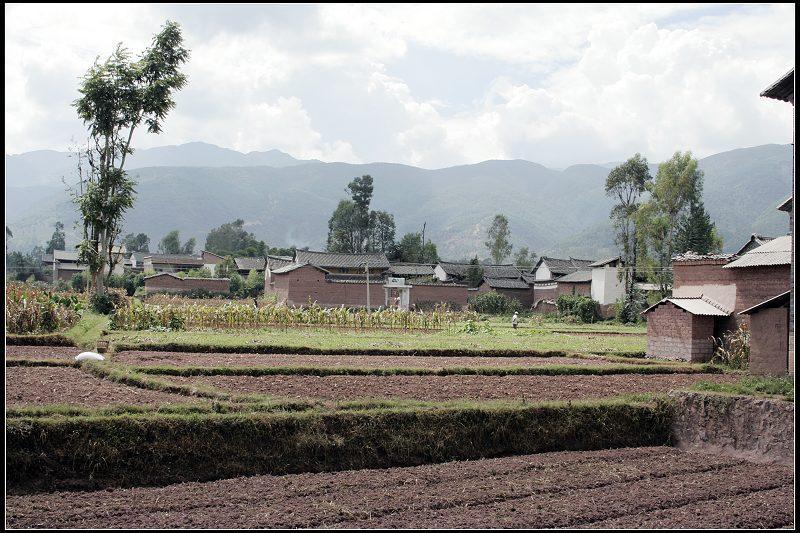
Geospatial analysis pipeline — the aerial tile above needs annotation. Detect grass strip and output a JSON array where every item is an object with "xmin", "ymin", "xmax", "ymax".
[
  {"xmin": 688, "ymin": 375, "xmax": 794, "ymax": 401},
  {"xmin": 131, "ymin": 363, "xmax": 718, "ymax": 377},
  {"xmin": 7, "ymin": 397, "xmax": 672, "ymax": 494}
]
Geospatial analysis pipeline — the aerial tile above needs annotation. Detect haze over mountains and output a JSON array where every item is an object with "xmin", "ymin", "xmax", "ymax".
[{"xmin": 5, "ymin": 142, "xmax": 793, "ymax": 260}]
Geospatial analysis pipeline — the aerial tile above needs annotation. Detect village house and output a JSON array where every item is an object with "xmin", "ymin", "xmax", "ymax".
[
  {"xmin": 475, "ymin": 276, "xmax": 535, "ymax": 308},
  {"xmin": 45, "ymin": 247, "xmax": 126, "ymax": 283},
  {"xmin": 234, "ymin": 256, "xmax": 266, "ymax": 276},
  {"xmin": 143, "ymin": 272, "xmax": 230, "ymax": 295},
  {"xmin": 264, "ymin": 252, "xmax": 470, "ymax": 309},
  {"xmin": 142, "ymin": 253, "xmax": 205, "ymax": 273},
  {"xmin": 643, "ymin": 234, "xmax": 791, "ymax": 366},
  {"xmin": 760, "ymin": 68, "xmax": 794, "ymax": 374}
]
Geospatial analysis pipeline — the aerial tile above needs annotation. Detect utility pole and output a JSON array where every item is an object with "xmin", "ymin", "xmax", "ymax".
[{"xmin": 364, "ymin": 260, "xmax": 371, "ymax": 312}]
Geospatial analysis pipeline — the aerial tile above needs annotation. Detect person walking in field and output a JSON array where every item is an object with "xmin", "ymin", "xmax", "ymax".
[{"xmin": 512, "ymin": 311, "xmax": 519, "ymax": 329}]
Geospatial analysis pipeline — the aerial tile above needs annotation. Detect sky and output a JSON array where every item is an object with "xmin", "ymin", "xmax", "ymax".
[{"xmin": 4, "ymin": 3, "xmax": 796, "ymax": 169}]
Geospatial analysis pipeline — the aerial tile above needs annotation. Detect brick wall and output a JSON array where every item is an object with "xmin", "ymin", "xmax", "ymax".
[
  {"xmin": 732, "ymin": 265, "xmax": 791, "ymax": 312},
  {"xmin": 749, "ymin": 307, "xmax": 790, "ymax": 376},
  {"xmin": 556, "ymin": 281, "xmax": 591, "ymax": 298},
  {"xmin": 410, "ymin": 284, "xmax": 469, "ymax": 309},
  {"xmin": 532, "ymin": 284, "xmax": 557, "ymax": 311},
  {"xmin": 144, "ymin": 275, "xmax": 230, "ymax": 294},
  {"xmin": 646, "ymin": 302, "xmax": 715, "ymax": 362},
  {"xmin": 476, "ymin": 283, "xmax": 535, "ymax": 308}
]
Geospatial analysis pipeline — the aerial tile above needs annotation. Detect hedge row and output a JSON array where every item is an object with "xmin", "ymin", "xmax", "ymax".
[
  {"xmin": 111, "ymin": 341, "xmax": 644, "ymax": 359},
  {"xmin": 6, "ymin": 333, "xmax": 75, "ymax": 346},
  {"xmin": 7, "ymin": 400, "xmax": 672, "ymax": 493}
]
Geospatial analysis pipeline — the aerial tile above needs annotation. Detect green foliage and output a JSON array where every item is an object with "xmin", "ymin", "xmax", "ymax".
[
  {"xmin": 121, "ymin": 232, "xmax": 150, "ymax": 252},
  {"xmin": 675, "ymin": 200, "xmax": 723, "ymax": 254},
  {"xmin": 158, "ymin": 230, "xmax": 195, "ymax": 255},
  {"xmin": 691, "ymin": 376, "xmax": 794, "ymax": 401},
  {"xmin": 204, "ymin": 219, "xmax": 266, "ymax": 257},
  {"xmin": 45, "ymin": 221, "xmax": 66, "ymax": 254},
  {"xmin": 465, "ymin": 256, "xmax": 484, "ymax": 288},
  {"xmin": 214, "ymin": 256, "xmax": 237, "ymax": 278},
  {"xmin": 513, "ymin": 246, "xmax": 537, "ymax": 268},
  {"xmin": 229, "ymin": 272, "xmax": 244, "ymax": 296},
  {"xmin": 245, "ymin": 268, "xmax": 265, "ymax": 297},
  {"xmin": 485, "ymin": 213, "xmax": 512, "ymax": 264},
  {"xmin": 90, "ymin": 293, "xmax": 115, "ymax": 314},
  {"xmin": 70, "ymin": 271, "xmax": 88, "ymax": 292},
  {"xmin": 615, "ymin": 286, "xmax": 646, "ymax": 324},
  {"xmin": 395, "ymin": 232, "xmax": 438, "ymax": 263},
  {"xmin": 5, "ymin": 282, "xmax": 84, "ymax": 334},
  {"xmin": 107, "ymin": 271, "xmax": 145, "ymax": 296},
  {"xmin": 556, "ymin": 294, "xmax": 599, "ymax": 323},
  {"xmin": 459, "ymin": 320, "xmax": 496, "ymax": 335},
  {"xmin": 6, "ymin": 247, "xmax": 48, "ymax": 282},
  {"xmin": 72, "ymin": 20, "xmax": 188, "ymax": 295},
  {"xmin": 469, "ymin": 290, "xmax": 522, "ymax": 315}
]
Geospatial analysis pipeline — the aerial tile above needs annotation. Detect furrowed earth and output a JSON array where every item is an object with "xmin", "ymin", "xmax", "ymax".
[{"xmin": 5, "ymin": 447, "xmax": 793, "ymax": 529}]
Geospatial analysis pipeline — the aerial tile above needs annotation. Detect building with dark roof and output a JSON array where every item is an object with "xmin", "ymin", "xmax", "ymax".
[
  {"xmin": 294, "ymin": 250, "xmax": 390, "ymax": 275},
  {"xmin": 532, "ymin": 256, "xmax": 595, "ymax": 281}
]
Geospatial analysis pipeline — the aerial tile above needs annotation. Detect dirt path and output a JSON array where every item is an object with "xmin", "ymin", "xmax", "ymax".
[
  {"xmin": 5, "ymin": 367, "xmax": 197, "ymax": 407},
  {"xmin": 5, "ymin": 447, "xmax": 793, "ymax": 528},
  {"xmin": 168, "ymin": 373, "xmax": 738, "ymax": 402},
  {"xmin": 5, "ymin": 345, "xmax": 83, "ymax": 361},
  {"xmin": 112, "ymin": 350, "xmax": 618, "ymax": 368}
]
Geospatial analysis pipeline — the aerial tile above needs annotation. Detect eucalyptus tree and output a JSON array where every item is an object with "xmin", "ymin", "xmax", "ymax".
[{"xmin": 73, "ymin": 21, "xmax": 188, "ymax": 296}]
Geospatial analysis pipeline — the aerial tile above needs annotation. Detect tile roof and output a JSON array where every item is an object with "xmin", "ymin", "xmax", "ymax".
[
  {"xmin": 266, "ymin": 255, "xmax": 294, "ymax": 271},
  {"xmin": 644, "ymin": 296, "xmax": 731, "ymax": 316},
  {"xmin": 734, "ymin": 234, "xmax": 775, "ymax": 257},
  {"xmin": 271, "ymin": 262, "xmax": 330, "ymax": 275},
  {"xmin": 295, "ymin": 250, "xmax": 390, "ymax": 269},
  {"xmin": 389, "ymin": 263, "xmax": 436, "ymax": 276},
  {"xmin": 723, "ymin": 235, "xmax": 792, "ymax": 269},
  {"xmin": 777, "ymin": 196, "xmax": 792, "ymax": 212},
  {"xmin": 672, "ymin": 252, "xmax": 734, "ymax": 263},
  {"xmin": 536, "ymin": 257, "xmax": 595, "ymax": 276},
  {"xmin": 760, "ymin": 69, "xmax": 794, "ymax": 102},
  {"xmin": 589, "ymin": 256, "xmax": 622, "ymax": 268},
  {"xmin": 144, "ymin": 254, "xmax": 204, "ymax": 266},
  {"xmin": 144, "ymin": 272, "xmax": 229, "ymax": 281},
  {"xmin": 556, "ymin": 270, "xmax": 593, "ymax": 283},
  {"xmin": 482, "ymin": 277, "xmax": 531, "ymax": 290},
  {"xmin": 438, "ymin": 262, "xmax": 522, "ymax": 279},
  {"xmin": 235, "ymin": 257, "xmax": 266, "ymax": 271}
]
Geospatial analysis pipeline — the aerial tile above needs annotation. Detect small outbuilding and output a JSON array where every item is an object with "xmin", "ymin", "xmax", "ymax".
[
  {"xmin": 740, "ymin": 291, "xmax": 790, "ymax": 376},
  {"xmin": 643, "ymin": 296, "xmax": 731, "ymax": 362}
]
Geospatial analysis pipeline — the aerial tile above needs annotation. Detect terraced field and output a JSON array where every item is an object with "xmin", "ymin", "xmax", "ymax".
[{"xmin": 6, "ymin": 447, "xmax": 793, "ymax": 529}]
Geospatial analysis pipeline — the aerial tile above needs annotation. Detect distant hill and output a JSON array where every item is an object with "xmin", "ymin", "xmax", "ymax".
[{"xmin": 5, "ymin": 143, "xmax": 793, "ymax": 260}]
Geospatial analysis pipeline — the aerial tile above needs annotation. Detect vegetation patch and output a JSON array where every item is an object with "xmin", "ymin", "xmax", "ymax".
[
  {"xmin": 5, "ymin": 359, "xmax": 79, "ymax": 368},
  {"xmin": 689, "ymin": 376, "xmax": 794, "ymax": 401},
  {"xmin": 6, "ymin": 333, "xmax": 75, "ymax": 347},
  {"xmin": 7, "ymin": 398, "xmax": 671, "ymax": 493}
]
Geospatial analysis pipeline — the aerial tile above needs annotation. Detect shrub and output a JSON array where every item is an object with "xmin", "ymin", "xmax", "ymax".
[
  {"xmin": 556, "ymin": 294, "xmax": 599, "ymax": 323},
  {"xmin": 468, "ymin": 290, "xmax": 522, "ymax": 315},
  {"xmin": 70, "ymin": 271, "xmax": 88, "ymax": 292},
  {"xmin": 711, "ymin": 325, "xmax": 750, "ymax": 370},
  {"xmin": 615, "ymin": 287, "xmax": 646, "ymax": 324}
]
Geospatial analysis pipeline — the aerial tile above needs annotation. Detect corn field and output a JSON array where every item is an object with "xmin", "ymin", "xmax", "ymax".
[
  {"xmin": 110, "ymin": 300, "xmax": 474, "ymax": 332},
  {"xmin": 5, "ymin": 282, "xmax": 85, "ymax": 334}
]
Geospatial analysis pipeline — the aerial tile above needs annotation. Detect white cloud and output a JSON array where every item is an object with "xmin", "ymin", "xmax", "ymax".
[{"xmin": 4, "ymin": 3, "xmax": 795, "ymax": 168}]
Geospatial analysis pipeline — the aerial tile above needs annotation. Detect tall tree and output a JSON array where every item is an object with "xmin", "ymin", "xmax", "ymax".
[
  {"xmin": 327, "ymin": 200, "xmax": 361, "ymax": 253},
  {"xmin": 605, "ymin": 153, "xmax": 652, "ymax": 297},
  {"xmin": 158, "ymin": 230, "xmax": 195, "ymax": 255},
  {"xmin": 205, "ymin": 219, "xmax": 266, "ymax": 257},
  {"xmin": 72, "ymin": 21, "xmax": 188, "ymax": 295},
  {"xmin": 368, "ymin": 210, "xmax": 396, "ymax": 254},
  {"xmin": 485, "ymin": 214, "xmax": 512, "ymax": 264},
  {"xmin": 637, "ymin": 151, "xmax": 704, "ymax": 296},
  {"xmin": 45, "ymin": 221, "xmax": 66, "ymax": 254},
  {"xmin": 675, "ymin": 200, "xmax": 723, "ymax": 254},
  {"xmin": 122, "ymin": 232, "xmax": 150, "ymax": 253},
  {"xmin": 327, "ymin": 175, "xmax": 385, "ymax": 253}
]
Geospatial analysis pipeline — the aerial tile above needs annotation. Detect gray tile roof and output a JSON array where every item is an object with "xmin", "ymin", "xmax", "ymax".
[
  {"xmin": 556, "ymin": 270, "xmax": 593, "ymax": 283},
  {"xmin": 438, "ymin": 262, "xmax": 522, "ymax": 279},
  {"xmin": 271, "ymin": 262, "xmax": 330, "ymax": 275},
  {"xmin": 672, "ymin": 252, "xmax": 734, "ymax": 263},
  {"xmin": 482, "ymin": 277, "xmax": 531, "ymax": 290},
  {"xmin": 589, "ymin": 256, "xmax": 622, "ymax": 268},
  {"xmin": 734, "ymin": 234, "xmax": 775, "ymax": 256},
  {"xmin": 235, "ymin": 257, "xmax": 266, "ymax": 271},
  {"xmin": 644, "ymin": 296, "xmax": 731, "ymax": 316},
  {"xmin": 536, "ymin": 257, "xmax": 595, "ymax": 276},
  {"xmin": 295, "ymin": 250, "xmax": 390, "ymax": 269},
  {"xmin": 389, "ymin": 263, "xmax": 436, "ymax": 277},
  {"xmin": 144, "ymin": 254, "xmax": 204, "ymax": 266},
  {"xmin": 760, "ymin": 68, "xmax": 794, "ymax": 102},
  {"xmin": 723, "ymin": 235, "xmax": 791, "ymax": 269}
]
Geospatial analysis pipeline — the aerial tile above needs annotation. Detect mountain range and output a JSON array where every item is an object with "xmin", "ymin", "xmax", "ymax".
[{"xmin": 5, "ymin": 142, "xmax": 793, "ymax": 260}]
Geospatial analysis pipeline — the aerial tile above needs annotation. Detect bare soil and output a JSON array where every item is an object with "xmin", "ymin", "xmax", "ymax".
[
  {"xmin": 112, "ymin": 350, "xmax": 616, "ymax": 368},
  {"xmin": 5, "ymin": 447, "xmax": 793, "ymax": 528},
  {"xmin": 5, "ymin": 345, "xmax": 83, "ymax": 361},
  {"xmin": 5, "ymin": 367, "xmax": 196, "ymax": 407},
  {"xmin": 168, "ymin": 372, "xmax": 739, "ymax": 402}
]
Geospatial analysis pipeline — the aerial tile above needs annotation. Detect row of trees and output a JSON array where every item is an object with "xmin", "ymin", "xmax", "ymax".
[{"xmin": 606, "ymin": 150, "xmax": 722, "ymax": 320}]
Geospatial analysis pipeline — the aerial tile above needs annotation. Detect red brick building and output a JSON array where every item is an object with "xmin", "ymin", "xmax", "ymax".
[
  {"xmin": 144, "ymin": 273, "xmax": 231, "ymax": 294},
  {"xmin": 644, "ymin": 236, "xmax": 791, "ymax": 364}
]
